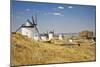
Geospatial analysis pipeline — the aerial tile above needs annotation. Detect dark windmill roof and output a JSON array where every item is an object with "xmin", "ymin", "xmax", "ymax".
[
  {"xmin": 49, "ymin": 31, "xmax": 54, "ymax": 34},
  {"xmin": 22, "ymin": 21, "xmax": 34, "ymax": 28},
  {"xmin": 27, "ymin": 21, "xmax": 33, "ymax": 25}
]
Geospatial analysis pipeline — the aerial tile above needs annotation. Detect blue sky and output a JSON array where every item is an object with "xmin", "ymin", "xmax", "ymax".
[{"xmin": 11, "ymin": 1, "xmax": 96, "ymax": 33}]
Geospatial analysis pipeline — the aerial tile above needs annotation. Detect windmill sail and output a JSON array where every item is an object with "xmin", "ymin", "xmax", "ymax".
[
  {"xmin": 32, "ymin": 15, "xmax": 41, "ymax": 39},
  {"xmin": 32, "ymin": 16, "xmax": 37, "ymax": 25},
  {"xmin": 27, "ymin": 19, "xmax": 32, "ymax": 24},
  {"xmin": 35, "ymin": 26, "xmax": 40, "ymax": 36},
  {"xmin": 15, "ymin": 24, "xmax": 24, "ymax": 32},
  {"xmin": 35, "ymin": 13, "xmax": 37, "ymax": 24}
]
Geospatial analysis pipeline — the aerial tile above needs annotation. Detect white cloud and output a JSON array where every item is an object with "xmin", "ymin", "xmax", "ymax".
[
  {"xmin": 58, "ymin": 6, "xmax": 64, "ymax": 9},
  {"xmin": 26, "ymin": 8, "xmax": 30, "ymax": 11},
  {"xmin": 44, "ymin": 12, "xmax": 64, "ymax": 16},
  {"xmin": 53, "ymin": 12, "xmax": 64, "ymax": 16},
  {"xmin": 68, "ymin": 6, "xmax": 73, "ymax": 9},
  {"xmin": 53, "ymin": 12, "xmax": 61, "ymax": 15}
]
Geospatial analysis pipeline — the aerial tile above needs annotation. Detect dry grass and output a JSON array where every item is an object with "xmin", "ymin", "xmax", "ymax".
[{"xmin": 11, "ymin": 32, "xmax": 96, "ymax": 66}]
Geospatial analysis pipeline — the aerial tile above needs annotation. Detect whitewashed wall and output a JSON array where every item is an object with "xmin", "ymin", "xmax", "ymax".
[
  {"xmin": 48, "ymin": 33, "xmax": 53, "ymax": 40},
  {"xmin": 21, "ymin": 28, "xmax": 34, "ymax": 38}
]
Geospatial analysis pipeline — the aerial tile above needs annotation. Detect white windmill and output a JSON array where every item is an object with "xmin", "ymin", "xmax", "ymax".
[
  {"xmin": 48, "ymin": 30, "xmax": 54, "ymax": 40},
  {"xmin": 16, "ymin": 16, "xmax": 41, "ymax": 39},
  {"xmin": 21, "ymin": 20, "xmax": 34, "ymax": 38},
  {"xmin": 59, "ymin": 34, "xmax": 64, "ymax": 40}
]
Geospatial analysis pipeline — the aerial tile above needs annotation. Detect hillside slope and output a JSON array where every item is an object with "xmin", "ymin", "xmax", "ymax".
[{"xmin": 11, "ymin": 33, "xmax": 96, "ymax": 66}]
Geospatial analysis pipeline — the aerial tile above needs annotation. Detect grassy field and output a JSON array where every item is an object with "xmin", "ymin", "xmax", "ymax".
[{"xmin": 11, "ymin": 33, "xmax": 96, "ymax": 66}]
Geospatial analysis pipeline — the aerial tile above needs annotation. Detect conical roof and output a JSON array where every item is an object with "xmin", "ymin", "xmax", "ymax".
[
  {"xmin": 22, "ymin": 21, "xmax": 34, "ymax": 28},
  {"xmin": 25, "ymin": 21, "xmax": 33, "ymax": 26}
]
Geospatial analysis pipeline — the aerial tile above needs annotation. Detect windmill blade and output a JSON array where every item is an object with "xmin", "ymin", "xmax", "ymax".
[
  {"xmin": 35, "ymin": 13, "xmax": 37, "ymax": 24},
  {"xmin": 34, "ymin": 26, "xmax": 41, "ymax": 39},
  {"xmin": 15, "ymin": 24, "xmax": 24, "ymax": 32},
  {"xmin": 35, "ymin": 26, "xmax": 40, "ymax": 35},
  {"xmin": 27, "ymin": 19, "xmax": 32, "ymax": 23},
  {"xmin": 32, "ymin": 16, "xmax": 36, "ymax": 25}
]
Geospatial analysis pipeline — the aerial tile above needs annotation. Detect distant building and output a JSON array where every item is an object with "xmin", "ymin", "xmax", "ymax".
[
  {"xmin": 40, "ymin": 33, "xmax": 48, "ymax": 41},
  {"xmin": 69, "ymin": 39, "xmax": 73, "ymax": 43},
  {"xmin": 33, "ymin": 35, "xmax": 40, "ymax": 41},
  {"xmin": 79, "ymin": 30, "xmax": 94, "ymax": 39},
  {"xmin": 48, "ymin": 31, "xmax": 54, "ymax": 40},
  {"xmin": 41, "ymin": 36, "xmax": 47, "ymax": 41},
  {"xmin": 59, "ymin": 34, "xmax": 64, "ymax": 40}
]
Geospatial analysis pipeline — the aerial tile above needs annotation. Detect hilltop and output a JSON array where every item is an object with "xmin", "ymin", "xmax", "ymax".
[{"xmin": 11, "ymin": 32, "xmax": 96, "ymax": 66}]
